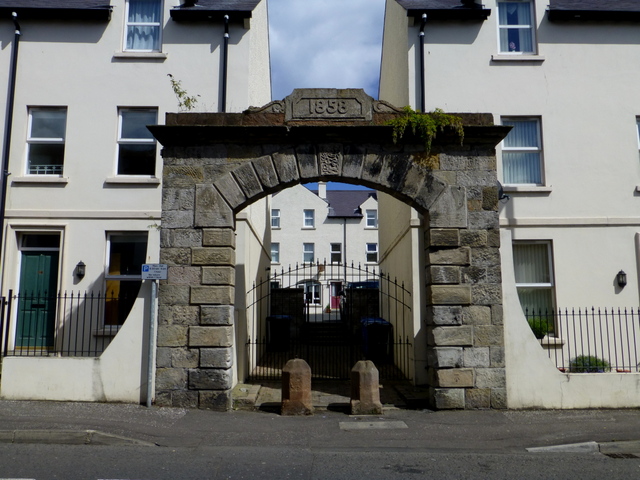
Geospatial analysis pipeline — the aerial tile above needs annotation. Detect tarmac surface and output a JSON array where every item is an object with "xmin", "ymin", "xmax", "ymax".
[{"xmin": 1, "ymin": 384, "xmax": 640, "ymax": 457}]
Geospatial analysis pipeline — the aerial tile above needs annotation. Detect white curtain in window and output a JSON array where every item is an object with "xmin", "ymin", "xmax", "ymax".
[
  {"xmin": 499, "ymin": 2, "xmax": 533, "ymax": 53},
  {"xmin": 127, "ymin": 0, "xmax": 161, "ymax": 51},
  {"xmin": 513, "ymin": 243, "xmax": 550, "ymax": 284},
  {"xmin": 503, "ymin": 120, "xmax": 540, "ymax": 184}
]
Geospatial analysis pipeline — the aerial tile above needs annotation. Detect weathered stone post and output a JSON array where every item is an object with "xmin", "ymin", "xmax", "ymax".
[
  {"xmin": 350, "ymin": 360, "xmax": 383, "ymax": 415},
  {"xmin": 281, "ymin": 358, "xmax": 314, "ymax": 415}
]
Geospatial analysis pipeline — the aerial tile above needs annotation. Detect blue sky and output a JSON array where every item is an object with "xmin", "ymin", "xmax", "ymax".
[{"xmin": 268, "ymin": 0, "xmax": 386, "ymax": 190}]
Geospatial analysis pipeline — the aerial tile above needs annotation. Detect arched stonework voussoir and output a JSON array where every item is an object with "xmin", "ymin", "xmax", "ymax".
[
  {"xmin": 205, "ymin": 143, "xmax": 459, "ymax": 219},
  {"xmin": 150, "ymin": 88, "xmax": 511, "ymax": 411}
]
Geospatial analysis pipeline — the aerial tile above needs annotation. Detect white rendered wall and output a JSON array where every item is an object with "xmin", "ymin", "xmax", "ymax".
[{"xmin": 1, "ymin": 281, "xmax": 152, "ymax": 403}]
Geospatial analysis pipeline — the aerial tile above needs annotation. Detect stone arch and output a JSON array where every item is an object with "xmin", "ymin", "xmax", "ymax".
[{"xmin": 151, "ymin": 89, "xmax": 509, "ymax": 411}]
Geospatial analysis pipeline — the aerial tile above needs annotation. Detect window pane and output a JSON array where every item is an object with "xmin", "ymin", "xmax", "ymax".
[
  {"xmin": 304, "ymin": 210, "xmax": 314, "ymax": 227},
  {"xmin": 105, "ymin": 279, "xmax": 142, "ymax": 326},
  {"xmin": 121, "ymin": 110, "xmax": 156, "ymax": 139},
  {"xmin": 128, "ymin": 0, "xmax": 161, "ymax": 23},
  {"xmin": 108, "ymin": 235, "xmax": 147, "ymax": 276},
  {"xmin": 303, "ymin": 243, "xmax": 314, "ymax": 263},
  {"xmin": 503, "ymin": 120, "xmax": 538, "ymax": 148},
  {"xmin": 517, "ymin": 287, "xmax": 553, "ymax": 315},
  {"xmin": 28, "ymin": 144, "xmax": 65, "ymax": 174},
  {"xmin": 271, "ymin": 209, "xmax": 280, "ymax": 228},
  {"xmin": 31, "ymin": 109, "xmax": 66, "ymax": 139},
  {"xmin": 21, "ymin": 234, "xmax": 60, "ymax": 249},
  {"xmin": 126, "ymin": 26, "xmax": 160, "ymax": 50},
  {"xmin": 271, "ymin": 243, "xmax": 279, "ymax": 263},
  {"xmin": 503, "ymin": 152, "xmax": 541, "ymax": 184},
  {"xmin": 118, "ymin": 144, "xmax": 156, "ymax": 175},
  {"xmin": 498, "ymin": 2, "xmax": 534, "ymax": 53},
  {"xmin": 513, "ymin": 243, "xmax": 550, "ymax": 284}
]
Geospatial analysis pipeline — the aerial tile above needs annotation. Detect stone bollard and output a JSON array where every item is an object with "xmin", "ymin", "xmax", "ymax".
[
  {"xmin": 281, "ymin": 358, "xmax": 314, "ymax": 415},
  {"xmin": 350, "ymin": 360, "xmax": 383, "ymax": 415}
]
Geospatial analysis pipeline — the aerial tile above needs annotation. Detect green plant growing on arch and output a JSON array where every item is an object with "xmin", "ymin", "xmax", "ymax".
[{"xmin": 386, "ymin": 107, "xmax": 464, "ymax": 153}]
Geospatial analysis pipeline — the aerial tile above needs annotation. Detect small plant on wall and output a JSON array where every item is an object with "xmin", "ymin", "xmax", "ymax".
[
  {"xmin": 569, "ymin": 355, "xmax": 611, "ymax": 373},
  {"xmin": 385, "ymin": 107, "xmax": 464, "ymax": 153},
  {"xmin": 527, "ymin": 316, "xmax": 554, "ymax": 340},
  {"xmin": 167, "ymin": 74, "xmax": 200, "ymax": 112}
]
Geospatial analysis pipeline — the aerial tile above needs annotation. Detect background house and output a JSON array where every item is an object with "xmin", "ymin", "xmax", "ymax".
[
  {"xmin": 0, "ymin": 0, "xmax": 271, "ymax": 403},
  {"xmin": 379, "ymin": 0, "xmax": 640, "ymax": 407},
  {"xmin": 270, "ymin": 182, "xmax": 379, "ymax": 311}
]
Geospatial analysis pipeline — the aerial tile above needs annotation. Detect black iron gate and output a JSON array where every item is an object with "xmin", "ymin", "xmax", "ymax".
[{"xmin": 246, "ymin": 261, "xmax": 413, "ymax": 381}]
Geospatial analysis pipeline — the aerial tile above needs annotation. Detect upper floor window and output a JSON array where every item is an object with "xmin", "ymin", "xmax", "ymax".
[
  {"xmin": 330, "ymin": 243, "xmax": 342, "ymax": 264},
  {"xmin": 303, "ymin": 209, "xmax": 315, "ymax": 228},
  {"xmin": 303, "ymin": 243, "xmax": 315, "ymax": 263},
  {"xmin": 271, "ymin": 242, "xmax": 280, "ymax": 263},
  {"xmin": 366, "ymin": 243, "xmax": 378, "ymax": 263},
  {"xmin": 366, "ymin": 210, "xmax": 378, "ymax": 228},
  {"xmin": 501, "ymin": 117, "xmax": 543, "ymax": 185},
  {"xmin": 27, "ymin": 107, "xmax": 67, "ymax": 175},
  {"xmin": 117, "ymin": 108, "xmax": 157, "ymax": 175},
  {"xmin": 125, "ymin": 0, "xmax": 162, "ymax": 52},
  {"xmin": 271, "ymin": 209, "xmax": 281, "ymax": 229},
  {"xmin": 497, "ymin": 1, "xmax": 536, "ymax": 54}
]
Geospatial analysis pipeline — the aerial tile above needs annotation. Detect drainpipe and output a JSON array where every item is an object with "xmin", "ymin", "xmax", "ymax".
[
  {"xmin": 419, "ymin": 13, "xmax": 427, "ymax": 112},
  {"xmin": 0, "ymin": 12, "xmax": 21, "ymax": 274},
  {"xmin": 221, "ymin": 14, "xmax": 229, "ymax": 112}
]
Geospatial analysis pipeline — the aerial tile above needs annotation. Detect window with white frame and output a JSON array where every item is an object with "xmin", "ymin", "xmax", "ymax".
[
  {"xmin": 330, "ymin": 243, "xmax": 342, "ymax": 264},
  {"xmin": 27, "ymin": 107, "xmax": 67, "ymax": 175},
  {"xmin": 105, "ymin": 233, "xmax": 148, "ymax": 325},
  {"xmin": 117, "ymin": 108, "xmax": 157, "ymax": 175},
  {"xmin": 512, "ymin": 241, "xmax": 555, "ymax": 316},
  {"xmin": 366, "ymin": 209, "xmax": 378, "ymax": 228},
  {"xmin": 501, "ymin": 117, "xmax": 543, "ymax": 185},
  {"xmin": 300, "ymin": 280, "xmax": 321, "ymax": 305},
  {"xmin": 303, "ymin": 243, "xmax": 315, "ymax": 263},
  {"xmin": 366, "ymin": 243, "xmax": 378, "ymax": 263},
  {"xmin": 303, "ymin": 209, "xmax": 315, "ymax": 228},
  {"xmin": 497, "ymin": 1, "xmax": 536, "ymax": 54},
  {"xmin": 271, "ymin": 209, "xmax": 281, "ymax": 228},
  {"xmin": 271, "ymin": 242, "xmax": 280, "ymax": 263},
  {"xmin": 125, "ymin": 0, "xmax": 162, "ymax": 52}
]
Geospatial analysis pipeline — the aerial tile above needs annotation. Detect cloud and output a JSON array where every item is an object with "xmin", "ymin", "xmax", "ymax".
[{"xmin": 268, "ymin": 0, "xmax": 386, "ymax": 100}]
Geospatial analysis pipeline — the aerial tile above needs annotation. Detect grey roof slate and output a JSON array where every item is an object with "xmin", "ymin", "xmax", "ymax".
[
  {"xmin": 170, "ymin": 0, "xmax": 260, "ymax": 20},
  {"xmin": 0, "ymin": 0, "xmax": 111, "ymax": 20},
  {"xmin": 549, "ymin": 0, "xmax": 640, "ymax": 12},
  {"xmin": 396, "ymin": 0, "xmax": 490, "ymax": 20},
  {"xmin": 311, "ymin": 190, "xmax": 377, "ymax": 218}
]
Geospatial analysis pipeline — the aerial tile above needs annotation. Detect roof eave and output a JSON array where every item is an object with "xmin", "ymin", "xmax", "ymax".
[
  {"xmin": 170, "ymin": 8, "xmax": 252, "ymax": 21},
  {"xmin": 407, "ymin": 8, "xmax": 491, "ymax": 21},
  {"xmin": 547, "ymin": 9, "xmax": 640, "ymax": 22},
  {"xmin": 0, "ymin": 6, "xmax": 112, "ymax": 21}
]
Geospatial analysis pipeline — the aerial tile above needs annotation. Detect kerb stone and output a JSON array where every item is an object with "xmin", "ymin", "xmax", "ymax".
[
  {"xmin": 281, "ymin": 359, "xmax": 313, "ymax": 416},
  {"xmin": 350, "ymin": 360, "xmax": 383, "ymax": 415}
]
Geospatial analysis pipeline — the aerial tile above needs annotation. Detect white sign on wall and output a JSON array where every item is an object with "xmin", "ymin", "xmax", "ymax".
[{"xmin": 142, "ymin": 264, "xmax": 168, "ymax": 280}]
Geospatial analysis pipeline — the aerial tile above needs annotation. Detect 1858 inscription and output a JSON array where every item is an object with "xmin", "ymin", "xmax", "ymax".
[{"xmin": 285, "ymin": 89, "xmax": 373, "ymax": 122}]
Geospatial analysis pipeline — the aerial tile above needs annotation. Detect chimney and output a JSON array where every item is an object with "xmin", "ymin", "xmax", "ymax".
[{"xmin": 318, "ymin": 182, "xmax": 327, "ymax": 200}]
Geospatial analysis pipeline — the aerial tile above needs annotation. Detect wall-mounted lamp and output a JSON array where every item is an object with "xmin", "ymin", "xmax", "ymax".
[
  {"xmin": 75, "ymin": 261, "xmax": 86, "ymax": 279},
  {"xmin": 617, "ymin": 270, "xmax": 627, "ymax": 288}
]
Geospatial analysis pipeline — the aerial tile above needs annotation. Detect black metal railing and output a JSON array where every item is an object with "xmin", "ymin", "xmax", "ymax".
[
  {"xmin": 246, "ymin": 261, "xmax": 413, "ymax": 382},
  {"xmin": 1, "ymin": 290, "xmax": 132, "ymax": 358},
  {"xmin": 526, "ymin": 308, "xmax": 640, "ymax": 372}
]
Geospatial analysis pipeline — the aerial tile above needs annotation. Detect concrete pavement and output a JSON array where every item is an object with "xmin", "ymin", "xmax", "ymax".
[{"xmin": 1, "ymin": 391, "xmax": 640, "ymax": 457}]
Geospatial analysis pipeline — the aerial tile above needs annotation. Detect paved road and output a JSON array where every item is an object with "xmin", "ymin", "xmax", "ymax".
[{"xmin": 1, "ymin": 401, "xmax": 640, "ymax": 479}]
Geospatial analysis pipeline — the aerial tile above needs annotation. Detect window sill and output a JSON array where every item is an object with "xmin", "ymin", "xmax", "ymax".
[
  {"xmin": 104, "ymin": 176, "xmax": 161, "ymax": 185},
  {"xmin": 11, "ymin": 176, "xmax": 68, "ymax": 185},
  {"xmin": 491, "ymin": 54, "xmax": 545, "ymax": 63},
  {"xmin": 112, "ymin": 52, "xmax": 167, "ymax": 60},
  {"xmin": 540, "ymin": 335, "xmax": 564, "ymax": 348},
  {"xmin": 302, "ymin": 227, "xmax": 316, "ymax": 230},
  {"xmin": 503, "ymin": 185, "xmax": 552, "ymax": 194}
]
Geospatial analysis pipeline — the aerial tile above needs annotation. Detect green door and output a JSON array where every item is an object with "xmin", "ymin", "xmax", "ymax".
[{"xmin": 16, "ymin": 251, "xmax": 59, "ymax": 347}]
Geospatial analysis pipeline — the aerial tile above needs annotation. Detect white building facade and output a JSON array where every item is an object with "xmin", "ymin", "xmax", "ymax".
[
  {"xmin": 270, "ymin": 182, "xmax": 379, "ymax": 312},
  {"xmin": 380, "ymin": 0, "xmax": 640, "ymax": 407},
  {"xmin": 0, "ymin": 0, "xmax": 270, "ymax": 403}
]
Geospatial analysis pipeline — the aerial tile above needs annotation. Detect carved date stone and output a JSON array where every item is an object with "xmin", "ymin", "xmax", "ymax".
[{"xmin": 286, "ymin": 88, "xmax": 372, "ymax": 122}]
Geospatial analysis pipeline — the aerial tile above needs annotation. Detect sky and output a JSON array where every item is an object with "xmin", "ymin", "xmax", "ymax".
[
  {"xmin": 267, "ymin": 0, "xmax": 387, "ymax": 190},
  {"xmin": 268, "ymin": 0, "xmax": 387, "ymax": 102}
]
